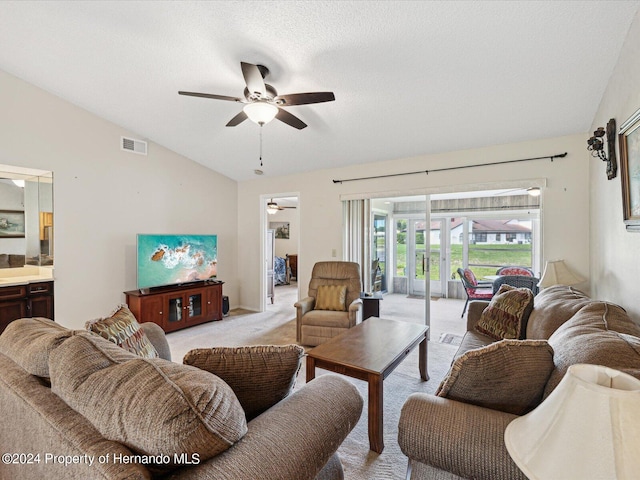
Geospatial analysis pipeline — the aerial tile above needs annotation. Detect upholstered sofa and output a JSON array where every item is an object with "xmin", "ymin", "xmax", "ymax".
[
  {"xmin": 398, "ymin": 285, "xmax": 640, "ymax": 480},
  {"xmin": 0, "ymin": 317, "xmax": 363, "ymax": 480}
]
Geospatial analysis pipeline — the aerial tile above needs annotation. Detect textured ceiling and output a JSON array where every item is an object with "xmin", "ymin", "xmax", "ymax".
[{"xmin": 0, "ymin": 1, "xmax": 638, "ymax": 181}]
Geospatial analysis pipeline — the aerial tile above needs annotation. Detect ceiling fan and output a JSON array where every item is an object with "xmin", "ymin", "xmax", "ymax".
[
  {"xmin": 267, "ymin": 199, "xmax": 296, "ymax": 214},
  {"xmin": 179, "ymin": 62, "xmax": 335, "ymax": 130}
]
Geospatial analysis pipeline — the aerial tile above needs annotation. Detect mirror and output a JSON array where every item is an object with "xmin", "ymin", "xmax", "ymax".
[{"xmin": 0, "ymin": 164, "xmax": 54, "ymax": 269}]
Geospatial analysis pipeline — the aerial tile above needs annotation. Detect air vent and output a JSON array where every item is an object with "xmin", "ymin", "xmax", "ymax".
[{"xmin": 121, "ymin": 136, "xmax": 147, "ymax": 155}]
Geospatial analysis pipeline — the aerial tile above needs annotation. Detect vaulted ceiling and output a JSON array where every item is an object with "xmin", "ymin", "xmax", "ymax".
[{"xmin": 0, "ymin": 1, "xmax": 638, "ymax": 181}]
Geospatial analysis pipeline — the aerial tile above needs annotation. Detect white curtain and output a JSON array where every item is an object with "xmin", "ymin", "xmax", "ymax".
[{"xmin": 343, "ymin": 199, "xmax": 371, "ymax": 291}]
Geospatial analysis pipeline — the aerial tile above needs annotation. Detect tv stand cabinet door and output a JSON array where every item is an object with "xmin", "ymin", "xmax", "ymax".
[
  {"xmin": 128, "ymin": 294, "xmax": 165, "ymax": 330},
  {"xmin": 205, "ymin": 284, "xmax": 223, "ymax": 321}
]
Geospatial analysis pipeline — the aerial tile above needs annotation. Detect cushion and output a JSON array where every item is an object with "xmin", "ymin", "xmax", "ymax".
[
  {"xmin": 526, "ymin": 285, "xmax": 592, "ymax": 339},
  {"xmin": 436, "ymin": 339, "xmax": 554, "ymax": 415},
  {"xmin": 86, "ymin": 304, "xmax": 158, "ymax": 358},
  {"xmin": 183, "ymin": 344, "xmax": 304, "ymax": 420},
  {"xmin": 49, "ymin": 333, "xmax": 247, "ymax": 471},
  {"xmin": 315, "ymin": 285, "xmax": 347, "ymax": 311},
  {"xmin": 0, "ymin": 317, "xmax": 73, "ymax": 377},
  {"xmin": 0, "ymin": 254, "xmax": 9, "ymax": 268},
  {"xmin": 474, "ymin": 284, "xmax": 534, "ymax": 340},
  {"xmin": 545, "ymin": 302, "xmax": 640, "ymax": 398}
]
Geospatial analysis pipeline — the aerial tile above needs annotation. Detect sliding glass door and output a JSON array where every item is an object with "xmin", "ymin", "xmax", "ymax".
[{"xmin": 408, "ymin": 219, "xmax": 426, "ymax": 296}]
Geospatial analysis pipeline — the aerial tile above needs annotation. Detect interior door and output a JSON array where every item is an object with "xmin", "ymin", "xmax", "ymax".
[{"xmin": 266, "ymin": 229, "xmax": 275, "ymax": 304}]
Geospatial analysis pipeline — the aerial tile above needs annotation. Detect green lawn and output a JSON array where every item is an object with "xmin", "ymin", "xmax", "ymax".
[{"xmin": 396, "ymin": 243, "xmax": 531, "ymax": 280}]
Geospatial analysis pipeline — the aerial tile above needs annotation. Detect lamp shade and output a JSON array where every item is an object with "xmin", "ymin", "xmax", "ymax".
[
  {"xmin": 243, "ymin": 102, "xmax": 278, "ymax": 125},
  {"xmin": 538, "ymin": 259, "xmax": 584, "ymax": 288},
  {"xmin": 505, "ymin": 364, "xmax": 640, "ymax": 480}
]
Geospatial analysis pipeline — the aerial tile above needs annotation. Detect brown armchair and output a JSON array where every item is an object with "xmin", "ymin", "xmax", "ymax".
[{"xmin": 295, "ymin": 261, "xmax": 363, "ymax": 346}]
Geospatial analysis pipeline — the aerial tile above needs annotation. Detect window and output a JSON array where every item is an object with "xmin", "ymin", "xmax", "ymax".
[
  {"xmin": 450, "ymin": 216, "xmax": 537, "ymax": 280},
  {"xmin": 475, "ymin": 233, "xmax": 487, "ymax": 243}
]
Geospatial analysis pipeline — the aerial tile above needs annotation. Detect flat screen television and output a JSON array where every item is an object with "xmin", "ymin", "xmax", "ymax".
[{"xmin": 137, "ymin": 234, "xmax": 218, "ymax": 289}]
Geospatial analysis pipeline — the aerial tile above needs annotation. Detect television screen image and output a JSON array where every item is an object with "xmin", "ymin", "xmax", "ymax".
[{"xmin": 137, "ymin": 234, "xmax": 217, "ymax": 289}]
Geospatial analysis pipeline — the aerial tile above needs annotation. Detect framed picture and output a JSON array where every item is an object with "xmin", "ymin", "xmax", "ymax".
[
  {"xmin": 619, "ymin": 107, "xmax": 640, "ymax": 232},
  {"xmin": 269, "ymin": 222, "xmax": 290, "ymax": 239},
  {"xmin": 0, "ymin": 210, "xmax": 26, "ymax": 238}
]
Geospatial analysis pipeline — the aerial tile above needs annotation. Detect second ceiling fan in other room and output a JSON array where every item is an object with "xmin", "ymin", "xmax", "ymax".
[
  {"xmin": 267, "ymin": 199, "xmax": 296, "ymax": 214},
  {"xmin": 179, "ymin": 62, "xmax": 335, "ymax": 130}
]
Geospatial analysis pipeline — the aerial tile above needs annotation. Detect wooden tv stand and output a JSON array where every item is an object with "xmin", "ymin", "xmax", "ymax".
[{"xmin": 124, "ymin": 280, "xmax": 224, "ymax": 333}]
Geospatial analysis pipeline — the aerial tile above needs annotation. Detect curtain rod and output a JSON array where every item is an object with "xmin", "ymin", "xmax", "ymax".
[{"xmin": 332, "ymin": 152, "xmax": 568, "ymax": 184}]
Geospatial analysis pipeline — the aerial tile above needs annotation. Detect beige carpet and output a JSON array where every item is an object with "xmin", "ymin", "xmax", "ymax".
[{"xmin": 165, "ymin": 284, "xmax": 465, "ymax": 480}]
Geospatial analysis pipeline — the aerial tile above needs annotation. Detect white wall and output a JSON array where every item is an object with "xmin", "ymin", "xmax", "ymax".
[
  {"xmin": 238, "ymin": 134, "xmax": 590, "ymax": 311},
  {"xmin": 589, "ymin": 10, "xmax": 640, "ymax": 323},
  {"xmin": 0, "ymin": 70, "xmax": 239, "ymax": 329}
]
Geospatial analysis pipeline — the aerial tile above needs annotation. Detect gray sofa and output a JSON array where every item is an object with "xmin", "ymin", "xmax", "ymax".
[
  {"xmin": 0, "ymin": 317, "xmax": 363, "ymax": 480},
  {"xmin": 398, "ymin": 285, "xmax": 640, "ymax": 480}
]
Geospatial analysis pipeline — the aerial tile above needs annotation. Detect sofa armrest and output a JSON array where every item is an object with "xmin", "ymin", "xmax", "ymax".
[
  {"xmin": 398, "ymin": 393, "xmax": 526, "ymax": 480},
  {"xmin": 140, "ymin": 322, "xmax": 171, "ymax": 361},
  {"xmin": 169, "ymin": 374, "xmax": 363, "ymax": 480},
  {"xmin": 466, "ymin": 300, "xmax": 490, "ymax": 331}
]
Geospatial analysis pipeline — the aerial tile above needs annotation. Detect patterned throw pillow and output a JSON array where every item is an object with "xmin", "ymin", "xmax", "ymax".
[
  {"xmin": 436, "ymin": 339, "xmax": 554, "ymax": 415},
  {"xmin": 86, "ymin": 304, "xmax": 158, "ymax": 358},
  {"xmin": 183, "ymin": 344, "xmax": 305, "ymax": 420},
  {"xmin": 474, "ymin": 284, "xmax": 534, "ymax": 340},
  {"xmin": 315, "ymin": 284, "xmax": 347, "ymax": 311}
]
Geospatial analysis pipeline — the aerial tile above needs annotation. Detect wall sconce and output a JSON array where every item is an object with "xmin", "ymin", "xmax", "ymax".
[{"xmin": 587, "ymin": 118, "xmax": 617, "ymax": 180}]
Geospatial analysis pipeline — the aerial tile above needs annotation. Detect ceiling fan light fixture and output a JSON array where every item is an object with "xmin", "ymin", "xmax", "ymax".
[
  {"xmin": 243, "ymin": 102, "xmax": 278, "ymax": 125},
  {"xmin": 266, "ymin": 201, "xmax": 279, "ymax": 215}
]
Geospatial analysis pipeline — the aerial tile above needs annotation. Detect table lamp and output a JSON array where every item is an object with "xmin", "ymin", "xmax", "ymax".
[
  {"xmin": 504, "ymin": 364, "xmax": 640, "ymax": 480},
  {"xmin": 538, "ymin": 259, "xmax": 584, "ymax": 288}
]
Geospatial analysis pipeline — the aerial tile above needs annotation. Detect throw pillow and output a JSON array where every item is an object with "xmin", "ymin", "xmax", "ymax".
[
  {"xmin": 49, "ymin": 332, "xmax": 247, "ymax": 472},
  {"xmin": 436, "ymin": 339, "xmax": 554, "ymax": 415},
  {"xmin": 474, "ymin": 284, "xmax": 534, "ymax": 340},
  {"xmin": 183, "ymin": 344, "xmax": 305, "ymax": 420},
  {"xmin": 85, "ymin": 304, "xmax": 158, "ymax": 358},
  {"xmin": 315, "ymin": 284, "xmax": 347, "ymax": 311}
]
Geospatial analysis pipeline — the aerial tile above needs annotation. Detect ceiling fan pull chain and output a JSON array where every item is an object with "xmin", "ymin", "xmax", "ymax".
[{"xmin": 259, "ymin": 124, "xmax": 263, "ymax": 166}]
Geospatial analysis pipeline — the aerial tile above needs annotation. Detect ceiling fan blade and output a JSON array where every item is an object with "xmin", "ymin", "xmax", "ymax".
[
  {"xmin": 275, "ymin": 108, "xmax": 307, "ymax": 130},
  {"xmin": 178, "ymin": 91, "xmax": 243, "ymax": 102},
  {"xmin": 226, "ymin": 111, "xmax": 248, "ymax": 127},
  {"xmin": 275, "ymin": 92, "xmax": 335, "ymax": 106},
  {"xmin": 241, "ymin": 62, "xmax": 266, "ymax": 97}
]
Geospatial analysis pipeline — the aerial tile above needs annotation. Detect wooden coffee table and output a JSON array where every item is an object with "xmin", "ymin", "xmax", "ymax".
[{"xmin": 305, "ymin": 317, "xmax": 429, "ymax": 453}]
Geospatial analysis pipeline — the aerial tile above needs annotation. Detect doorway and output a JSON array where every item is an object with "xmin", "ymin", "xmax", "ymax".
[{"xmin": 262, "ymin": 194, "xmax": 300, "ymax": 311}]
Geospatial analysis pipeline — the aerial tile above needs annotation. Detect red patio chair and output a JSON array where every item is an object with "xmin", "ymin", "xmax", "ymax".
[{"xmin": 457, "ymin": 268, "xmax": 494, "ymax": 318}]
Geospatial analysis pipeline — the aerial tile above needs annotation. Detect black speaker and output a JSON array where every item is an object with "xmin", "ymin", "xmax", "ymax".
[{"xmin": 222, "ymin": 295, "xmax": 229, "ymax": 316}]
